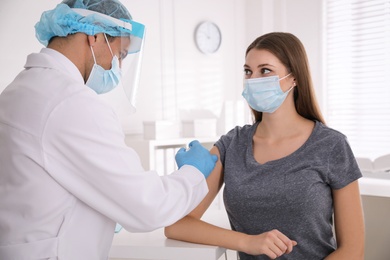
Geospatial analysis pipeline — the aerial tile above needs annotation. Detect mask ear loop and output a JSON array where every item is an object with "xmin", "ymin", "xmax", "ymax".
[
  {"xmin": 286, "ymin": 85, "xmax": 295, "ymax": 93},
  {"xmin": 90, "ymin": 45, "xmax": 97, "ymax": 64},
  {"xmin": 279, "ymin": 73, "xmax": 292, "ymax": 81},
  {"xmin": 103, "ymin": 33, "xmax": 114, "ymax": 58},
  {"xmin": 279, "ymin": 73, "xmax": 295, "ymax": 93}
]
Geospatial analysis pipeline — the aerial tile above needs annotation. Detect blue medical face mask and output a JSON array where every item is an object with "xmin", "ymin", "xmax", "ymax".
[
  {"xmin": 86, "ymin": 34, "xmax": 122, "ymax": 94},
  {"xmin": 242, "ymin": 73, "xmax": 294, "ymax": 113}
]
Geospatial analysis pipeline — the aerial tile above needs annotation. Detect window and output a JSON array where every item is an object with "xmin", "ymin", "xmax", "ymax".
[{"xmin": 325, "ymin": 0, "xmax": 390, "ymax": 159}]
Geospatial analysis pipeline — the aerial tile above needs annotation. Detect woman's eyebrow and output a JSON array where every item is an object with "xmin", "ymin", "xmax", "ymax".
[
  {"xmin": 257, "ymin": 63, "xmax": 276, "ymax": 68},
  {"xmin": 243, "ymin": 63, "xmax": 276, "ymax": 68}
]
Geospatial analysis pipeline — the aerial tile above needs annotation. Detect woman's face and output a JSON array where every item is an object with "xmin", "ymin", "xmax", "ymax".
[{"xmin": 244, "ymin": 48, "xmax": 295, "ymax": 91}]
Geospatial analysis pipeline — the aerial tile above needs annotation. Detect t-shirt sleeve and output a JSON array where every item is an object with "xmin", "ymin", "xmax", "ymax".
[
  {"xmin": 326, "ymin": 135, "xmax": 362, "ymax": 189},
  {"xmin": 214, "ymin": 126, "xmax": 241, "ymax": 165}
]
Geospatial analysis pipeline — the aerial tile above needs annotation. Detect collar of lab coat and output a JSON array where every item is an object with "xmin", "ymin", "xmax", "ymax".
[{"xmin": 25, "ymin": 48, "xmax": 84, "ymax": 85}]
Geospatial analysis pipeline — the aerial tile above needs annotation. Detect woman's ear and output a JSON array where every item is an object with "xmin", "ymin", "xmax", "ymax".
[{"xmin": 292, "ymin": 76, "xmax": 296, "ymax": 86}]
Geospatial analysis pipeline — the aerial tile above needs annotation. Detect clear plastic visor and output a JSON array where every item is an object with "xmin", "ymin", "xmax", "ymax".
[
  {"xmin": 72, "ymin": 8, "xmax": 145, "ymax": 112},
  {"xmin": 120, "ymin": 42, "xmax": 144, "ymax": 113}
]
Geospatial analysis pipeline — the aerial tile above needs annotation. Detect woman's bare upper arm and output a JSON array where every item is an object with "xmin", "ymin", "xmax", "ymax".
[
  {"xmin": 332, "ymin": 180, "xmax": 365, "ymax": 249},
  {"xmin": 188, "ymin": 145, "xmax": 224, "ymax": 219}
]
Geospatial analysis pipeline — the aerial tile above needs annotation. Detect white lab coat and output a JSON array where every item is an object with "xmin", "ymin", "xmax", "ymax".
[{"xmin": 0, "ymin": 48, "xmax": 209, "ymax": 260}]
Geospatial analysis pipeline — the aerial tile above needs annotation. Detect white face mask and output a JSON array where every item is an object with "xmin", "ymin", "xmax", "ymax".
[
  {"xmin": 242, "ymin": 73, "xmax": 294, "ymax": 113},
  {"xmin": 86, "ymin": 34, "xmax": 122, "ymax": 94}
]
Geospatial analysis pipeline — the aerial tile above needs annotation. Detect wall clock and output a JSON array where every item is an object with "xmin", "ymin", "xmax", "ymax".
[{"xmin": 194, "ymin": 21, "xmax": 222, "ymax": 54}]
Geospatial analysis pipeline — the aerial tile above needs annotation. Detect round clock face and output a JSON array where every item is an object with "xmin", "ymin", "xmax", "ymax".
[{"xmin": 194, "ymin": 21, "xmax": 222, "ymax": 54}]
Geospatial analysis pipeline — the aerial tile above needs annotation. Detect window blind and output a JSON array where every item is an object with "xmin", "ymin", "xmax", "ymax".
[{"xmin": 325, "ymin": 0, "xmax": 390, "ymax": 159}]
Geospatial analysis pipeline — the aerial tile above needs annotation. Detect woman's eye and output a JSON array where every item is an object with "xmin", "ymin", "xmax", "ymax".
[
  {"xmin": 261, "ymin": 68, "xmax": 271, "ymax": 74},
  {"xmin": 244, "ymin": 69, "xmax": 252, "ymax": 76}
]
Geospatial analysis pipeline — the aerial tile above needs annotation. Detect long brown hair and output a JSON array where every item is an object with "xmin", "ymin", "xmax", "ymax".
[{"xmin": 246, "ymin": 32, "xmax": 325, "ymax": 124}]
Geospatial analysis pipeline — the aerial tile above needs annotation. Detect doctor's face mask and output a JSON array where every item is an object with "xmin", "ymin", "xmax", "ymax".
[{"xmin": 86, "ymin": 34, "xmax": 122, "ymax": 94}]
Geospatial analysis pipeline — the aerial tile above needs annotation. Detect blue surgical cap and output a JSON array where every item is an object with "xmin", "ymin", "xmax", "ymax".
[
  {"xmin": 62, "ymin": 0, "xmax": 132, "ymax": 20},
  {"xmin": 35, "ymin": 0, "xmax": 139, "ymax": 47}
]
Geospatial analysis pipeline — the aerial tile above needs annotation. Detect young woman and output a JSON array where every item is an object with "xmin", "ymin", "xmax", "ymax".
[{"xmin": 165, "ymin": 32, "xmax": 365, "ymax": 259}]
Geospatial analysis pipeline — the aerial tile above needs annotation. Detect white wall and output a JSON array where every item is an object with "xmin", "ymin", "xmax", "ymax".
[
  {"xmin": 0, "ymin": 0, "xmax": 322, "ymax": 135},
  {"xmin": 121, "ymin": 0, "xmax": 248, "ymax": 135},
  {"xmin": 0, "ymin": 0, "xmax": 57, "ymax": 93}
]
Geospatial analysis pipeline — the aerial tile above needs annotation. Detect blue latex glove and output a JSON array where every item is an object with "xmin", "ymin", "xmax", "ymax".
[{"xmin": 175, "ymin": 140, "xmax": 218, "ymax": 178}]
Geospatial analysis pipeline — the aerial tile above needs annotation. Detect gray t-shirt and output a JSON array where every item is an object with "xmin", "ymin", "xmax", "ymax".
[{"xmin": 215, "ymin": 121, "xmax": 362, "ymax": 259}]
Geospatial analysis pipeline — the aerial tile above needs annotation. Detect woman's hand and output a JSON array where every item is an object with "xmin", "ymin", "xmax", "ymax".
[{"xmin": 239, "ymin": 229, "xmax": 297, "ymax": 259}]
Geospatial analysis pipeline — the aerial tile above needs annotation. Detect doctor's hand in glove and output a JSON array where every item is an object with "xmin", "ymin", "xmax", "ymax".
[{"xmin": 175, "ymin": 140, "xmax": 218, "ymax": 178}]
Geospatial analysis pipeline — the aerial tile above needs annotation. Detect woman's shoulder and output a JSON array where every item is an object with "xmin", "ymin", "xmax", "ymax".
[
  {"xmin": 216, "ymin": 123, "xmax": 256, "ymax": 148},
  {"xmin": 224, "ymin": 123, "xmax": 257, "ymax": 139},
  {"xmin": 313, "ymin": 121, "xmax": 349, "ymax": 144}
]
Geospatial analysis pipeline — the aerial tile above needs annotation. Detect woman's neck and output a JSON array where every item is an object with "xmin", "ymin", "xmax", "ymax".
[{"xmin": 256, "ymin": 110, "xmax": 312, "ymax": 140}]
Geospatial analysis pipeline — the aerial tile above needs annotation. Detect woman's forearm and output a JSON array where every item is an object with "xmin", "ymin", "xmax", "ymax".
[
  {"xmin": 164, "ymin": 215, "xmax": 297, "ymax": 258},
  {"xmin": 164, "ymin": 215, "xmax": 247, "ymax": 252}
]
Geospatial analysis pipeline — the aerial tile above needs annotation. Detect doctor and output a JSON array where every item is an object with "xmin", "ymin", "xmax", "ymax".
[{"xmin": 0, "ymin": 0, "xmax": 217, "ymax": 259}]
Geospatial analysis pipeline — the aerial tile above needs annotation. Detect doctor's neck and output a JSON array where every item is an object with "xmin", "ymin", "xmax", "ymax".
[{"xmin": 47, "ymin": 33, "xmax": 91, "ymax": 81}]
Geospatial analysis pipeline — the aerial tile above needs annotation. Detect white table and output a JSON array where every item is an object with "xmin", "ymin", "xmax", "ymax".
[
  {"xmin": 109, "ymin": 210, "xmax": 230, "ymax": 260},
  {"xmin": 358, "ymin": 171, "xmax": 390, "ymax": 198}
]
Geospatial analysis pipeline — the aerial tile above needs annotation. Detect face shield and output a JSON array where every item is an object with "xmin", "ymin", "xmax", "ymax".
[
  {"xmin": 35, "ymin": 3, "xmax": 145, "ymax": 112},
  {"xmin": 71, "ymin": 8, "xmax": 145, "ymax": 113}
]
